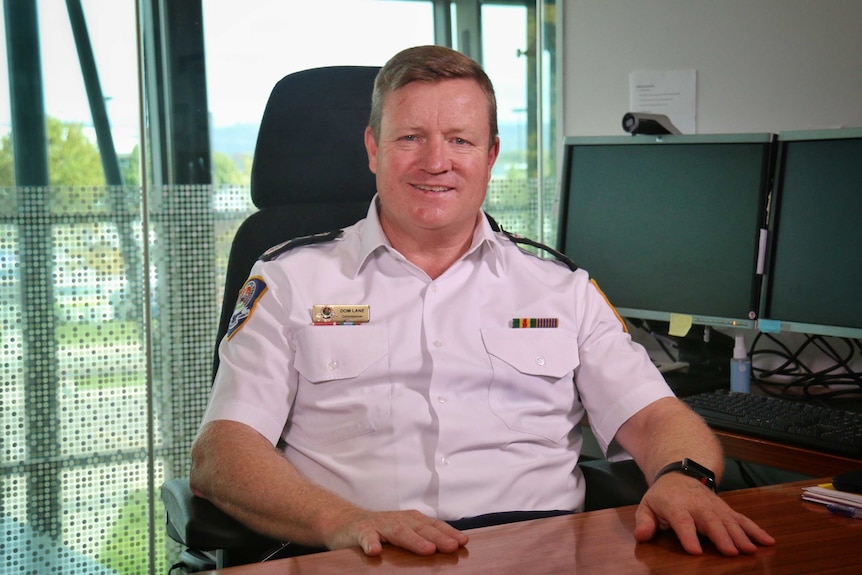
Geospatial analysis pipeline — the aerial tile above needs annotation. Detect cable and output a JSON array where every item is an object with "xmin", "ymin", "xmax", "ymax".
[{"xmin": 750, "ymin": 332, "xmax": 862, "ymax": 402}]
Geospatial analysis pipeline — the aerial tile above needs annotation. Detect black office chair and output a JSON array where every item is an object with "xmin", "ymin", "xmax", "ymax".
[
  {"xmin": 578, "ymin": 458, "xmax": 649, "ymax": 511},
  {"xmin": 161, "ymin": 65, "xmax": 381, "ymax": 571}
]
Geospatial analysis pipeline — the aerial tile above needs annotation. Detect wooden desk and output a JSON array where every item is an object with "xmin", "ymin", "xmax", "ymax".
[
  {"xmin": 715, "ymin": 429, "xmax": 862, "ymax": 476},
  {"xmin": 203, "ymin": 479, "xmax": 862, "ymax": 575}
]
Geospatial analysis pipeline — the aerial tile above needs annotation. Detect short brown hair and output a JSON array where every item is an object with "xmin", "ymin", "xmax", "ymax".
[{"xmin": 368, "ymin": 45, "xmax": 498, "ymax": 147}]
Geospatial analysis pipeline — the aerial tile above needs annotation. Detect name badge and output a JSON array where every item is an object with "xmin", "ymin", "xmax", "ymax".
[{"xmin": 312, "ymin": 304, "xmax": 370, "ymax": 325}]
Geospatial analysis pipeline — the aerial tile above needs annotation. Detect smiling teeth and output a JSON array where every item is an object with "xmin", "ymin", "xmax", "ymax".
[{"xmin": 416, "ymin": 185, "xmax": 451, "ymax": 192}]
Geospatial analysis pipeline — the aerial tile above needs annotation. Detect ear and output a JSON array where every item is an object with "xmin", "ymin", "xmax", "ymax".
[
  {"xmin": 486, "ymin": 136, "xmax": 501, "ymax": 180},
  {"xmin": 364, "ymin": 126, "xmax": 379, "ymax": 174}
]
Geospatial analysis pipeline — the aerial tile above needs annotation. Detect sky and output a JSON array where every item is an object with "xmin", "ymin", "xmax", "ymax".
[{"xmin": 0, "ymin": 0, "xmax": 528, "ymax": 155}]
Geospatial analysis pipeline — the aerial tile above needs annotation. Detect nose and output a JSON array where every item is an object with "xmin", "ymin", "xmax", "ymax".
[{"xmin": 422, "ymin": 137, "xmax": 451, "ymax": 174}]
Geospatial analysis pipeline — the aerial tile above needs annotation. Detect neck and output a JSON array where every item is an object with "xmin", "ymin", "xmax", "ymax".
[{"xmin": 381, "ymin": 215, "xmax": 480, "ymax": 280}]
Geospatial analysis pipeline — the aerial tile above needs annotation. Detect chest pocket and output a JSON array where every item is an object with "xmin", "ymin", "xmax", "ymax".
[
  {"xmin": 481, "ymin": 329, "xmax": 580, "ymax": 442},
  {"xmin": 292, "ymin": 326, "xmax": 391, "ymax": 446}
]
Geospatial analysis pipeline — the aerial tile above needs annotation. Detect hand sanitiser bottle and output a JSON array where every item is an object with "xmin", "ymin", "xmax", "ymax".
[{"xmin": 730, "ymin": 335, "xmax": 752, "ymax": 393}]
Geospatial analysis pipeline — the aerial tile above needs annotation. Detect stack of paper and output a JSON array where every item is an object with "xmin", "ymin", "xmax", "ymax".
[{"xmin": 802, "ymin": 483, "xmax": 862, "ymax": 509}]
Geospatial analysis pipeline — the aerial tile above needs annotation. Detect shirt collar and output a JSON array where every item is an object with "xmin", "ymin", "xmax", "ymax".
[{"xmin": 352, "ymin": 195, "xmax": 506, "ymax": 278}]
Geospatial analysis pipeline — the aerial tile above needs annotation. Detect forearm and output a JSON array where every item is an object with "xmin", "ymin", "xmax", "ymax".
[
  {"xmin": 614, "ymin": 396, "xmax": 724, "ymax": 484},
  {"xmin": 189, "ymin": 419, "xmax": 361, "ymax": 548},
  {"xmin": 620, "ymin": 398, "xmax": 775, "ymax": 555}
]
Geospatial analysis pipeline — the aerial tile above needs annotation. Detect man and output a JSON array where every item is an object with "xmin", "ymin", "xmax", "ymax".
[{"xmin": 190, "ymin": 45, "xmax": 774, "ymax": 558}]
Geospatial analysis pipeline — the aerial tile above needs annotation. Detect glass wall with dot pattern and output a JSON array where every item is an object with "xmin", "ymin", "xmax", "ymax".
[
  {"xmin": 0, "ymin": 1, "xmax": 557, "ymax": 573},
  {"xmin": 1, "ymin": 182, "xmax": 251, "ymax": 573}
]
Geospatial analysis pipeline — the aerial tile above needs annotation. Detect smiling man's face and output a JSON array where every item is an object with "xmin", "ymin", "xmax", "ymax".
[{"xmin": 364, "ymin": 77, "xmax": 500, "ymax": 247}]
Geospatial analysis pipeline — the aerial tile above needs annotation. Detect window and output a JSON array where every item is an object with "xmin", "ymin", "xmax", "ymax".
[{"xmin": 0, "ymin": 2, "xmax": 557, "ymax": 572}]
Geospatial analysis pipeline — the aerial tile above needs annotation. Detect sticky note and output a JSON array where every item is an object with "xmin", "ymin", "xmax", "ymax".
[{"xmin": 668, "ymin": 313, "xmax": 693, "ymax": 337}]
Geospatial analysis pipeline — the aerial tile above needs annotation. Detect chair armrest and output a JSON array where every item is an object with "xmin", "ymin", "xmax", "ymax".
[
  {"xmin": 578, "ymin": 458, "xmax": 649, "ymax": 511},
  {"xmin": 160, "ymin": 478, "xmax": 263, "ymax": 550}
]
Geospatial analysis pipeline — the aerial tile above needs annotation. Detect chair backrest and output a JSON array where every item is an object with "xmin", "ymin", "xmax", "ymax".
[{"xmin": 214, "ymin": 66, "xmax": 380, "ymax": 377}]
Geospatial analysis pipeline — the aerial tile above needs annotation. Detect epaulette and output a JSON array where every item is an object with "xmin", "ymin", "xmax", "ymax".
[
  {"xmin": 485, "ymin": 213, "xmax": 579, "ymax": 272},
  {"xmin": 259, "ymin": 229, "xmax": 344, "ymax": 262}
]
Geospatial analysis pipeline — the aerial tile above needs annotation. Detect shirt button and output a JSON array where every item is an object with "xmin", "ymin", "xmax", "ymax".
[
  {"xmin": 431, "ymin": 284, "xmax": 439, "ymax": 293},
  {"xmin": 535, "ymin": 356, "xmax": 546, "ymax": 366},
  {"xmin": 440, "ymin": 456, "xmax": 449, "ymax": 467},
  {"xmin": 437, "ymin": 395, "xmax": 447, "ymax": 404},
  {"xmin": 328, "ymin": 360, "xmax": 339, "ymax": 371},
  {"xmin": 433, "ymin": 340, "xmax": 443, "ymax": 348}
]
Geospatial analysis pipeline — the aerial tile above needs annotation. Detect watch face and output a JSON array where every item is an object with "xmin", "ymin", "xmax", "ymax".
[
  {"xmin": 655, "ymin": 459, "xmax": 717, "ymax": 491},
  {"xmin": 682, "ymin": 458, "xmax": 716, "ymax": 489}
]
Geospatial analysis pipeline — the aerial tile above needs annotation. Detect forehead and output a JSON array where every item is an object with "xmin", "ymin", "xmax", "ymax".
[{"xmin": 382, "ymin": 78, "xmax": 489, "ymax": 130}]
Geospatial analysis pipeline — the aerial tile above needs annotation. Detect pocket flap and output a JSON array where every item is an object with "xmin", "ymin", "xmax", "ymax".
[
  {"xmin": 294, "ymin": 326, "xmax": 388, "ymax": 383},
  {"xmin": 481, "ymin": 329, "xmax": 579, "ymax": 378}
]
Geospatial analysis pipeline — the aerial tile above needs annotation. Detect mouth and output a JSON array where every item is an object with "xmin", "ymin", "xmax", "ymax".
[{"xmin": 413, "ymin": 184, "xmax": 454, "ymax": 193}]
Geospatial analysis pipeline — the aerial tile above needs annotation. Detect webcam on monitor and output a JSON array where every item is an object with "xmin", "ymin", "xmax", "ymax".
[{"xmin": 622, "ymin": 112, "xmax": 681, "ymax": 136}]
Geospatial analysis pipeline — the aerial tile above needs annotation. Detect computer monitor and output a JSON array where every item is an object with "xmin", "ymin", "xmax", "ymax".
[
  {"xmin": 556, "ymin": 133, "xmax": 775, "ymax": 330},
  {"xmin": 758, "ymin": 128, "xmax": 862, "ymax": 339}
]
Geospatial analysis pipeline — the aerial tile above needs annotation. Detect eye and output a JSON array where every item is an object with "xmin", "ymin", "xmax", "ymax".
[{"xmin": 453, "ymin": 137, "xmax": 468, "ymax": 145}]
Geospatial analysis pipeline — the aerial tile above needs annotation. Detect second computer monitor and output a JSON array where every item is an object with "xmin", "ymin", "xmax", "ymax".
[
  {"xmin": 759, "ymin": 128, "xmax": 862, "ymax": 339},
  {"xmin": 556, "ymin": 133, "xmax": 775, "ymax": 330}
]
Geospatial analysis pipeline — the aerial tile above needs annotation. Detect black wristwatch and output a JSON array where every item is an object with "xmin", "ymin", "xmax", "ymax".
[{"xmin": 654, "ymin": 458, "xmax": 717, "ymax": 491}]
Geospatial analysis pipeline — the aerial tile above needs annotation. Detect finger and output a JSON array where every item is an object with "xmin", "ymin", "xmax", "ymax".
[
  {"xmin": 356, "ymin": 532, "xmax": 384, "ymax": 556},
  {"xmin": 635, "ymin": 502, "xmax": 704, "ymax": 554},
  {"xmin": 380, "ymin": 523, "xmax": 442, "ymax": 556},
  {"xmin": 685, "ymin": 508, "xmax": 774, "ymax": 556},
  {"xmin": 414, "ymin": 522, "xmax": 468, "ymax": 553},
  {"xmin": 721, "ymin": 521, "xmax": 757, "ymax": 556},
  {"xmin": 434, "ymin": 520, "xmax": 470, "ymax": 547},
  {"xmin": 738, "ymin": 514, "xmax": 775, "ymax": 547},
  {"xmin": 636, "ymin": 487, "xmax": 704, "ymax": 553},
  {"xmin": 668, "ymin": 515, "xmax": 704, "ymax": 555},
  {"xmin": 697, "ymin": 518, "xmax": 741, "ymax": 556},
  {"xmin": 719, "ymin": 514, "xmax": 775, "ymax": 555},
  {"xmin": 632, "ymin": 503, "xmax": 659, "ymax": 543}
]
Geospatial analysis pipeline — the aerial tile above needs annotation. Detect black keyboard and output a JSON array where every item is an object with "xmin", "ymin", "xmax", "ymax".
[{"xmin": 682, "ymin": 390, "xmax": 862, "ymax": 458}]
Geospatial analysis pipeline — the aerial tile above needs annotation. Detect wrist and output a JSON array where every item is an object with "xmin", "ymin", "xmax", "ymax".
[
  {"xmin": 310, "ymin": 493, "xmax": 366, "ymax": 547},
  {"xmin": 654, "ymin": 458, "xmax": 717, "ymax": 491}
]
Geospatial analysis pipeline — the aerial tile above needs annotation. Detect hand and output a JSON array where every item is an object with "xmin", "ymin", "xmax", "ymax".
[
  {"xmin": 633, "ymin": 473, "xmax": 775, "ymax": 556},
  {"xmin": 323, "ymin": 507, "xmax": 469, "ymax": 556}
]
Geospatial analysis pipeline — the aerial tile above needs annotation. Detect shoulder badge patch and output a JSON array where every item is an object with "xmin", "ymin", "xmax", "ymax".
[
  {"xmin": 260, "ymin": 229, "xmax": 344, "ymax": 262},
  {"xmin": 590, "ymin": 278, "xmax": 628, "ymax": 333},
  {"xmin": 226, "ymin": 277, "xmax": 268, "ymax": 340}
]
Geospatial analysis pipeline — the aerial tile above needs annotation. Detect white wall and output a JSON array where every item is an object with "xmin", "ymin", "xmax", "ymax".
[{"xmin": 562, "ymin": 0, "xmax": 862, "ymax": 136}]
